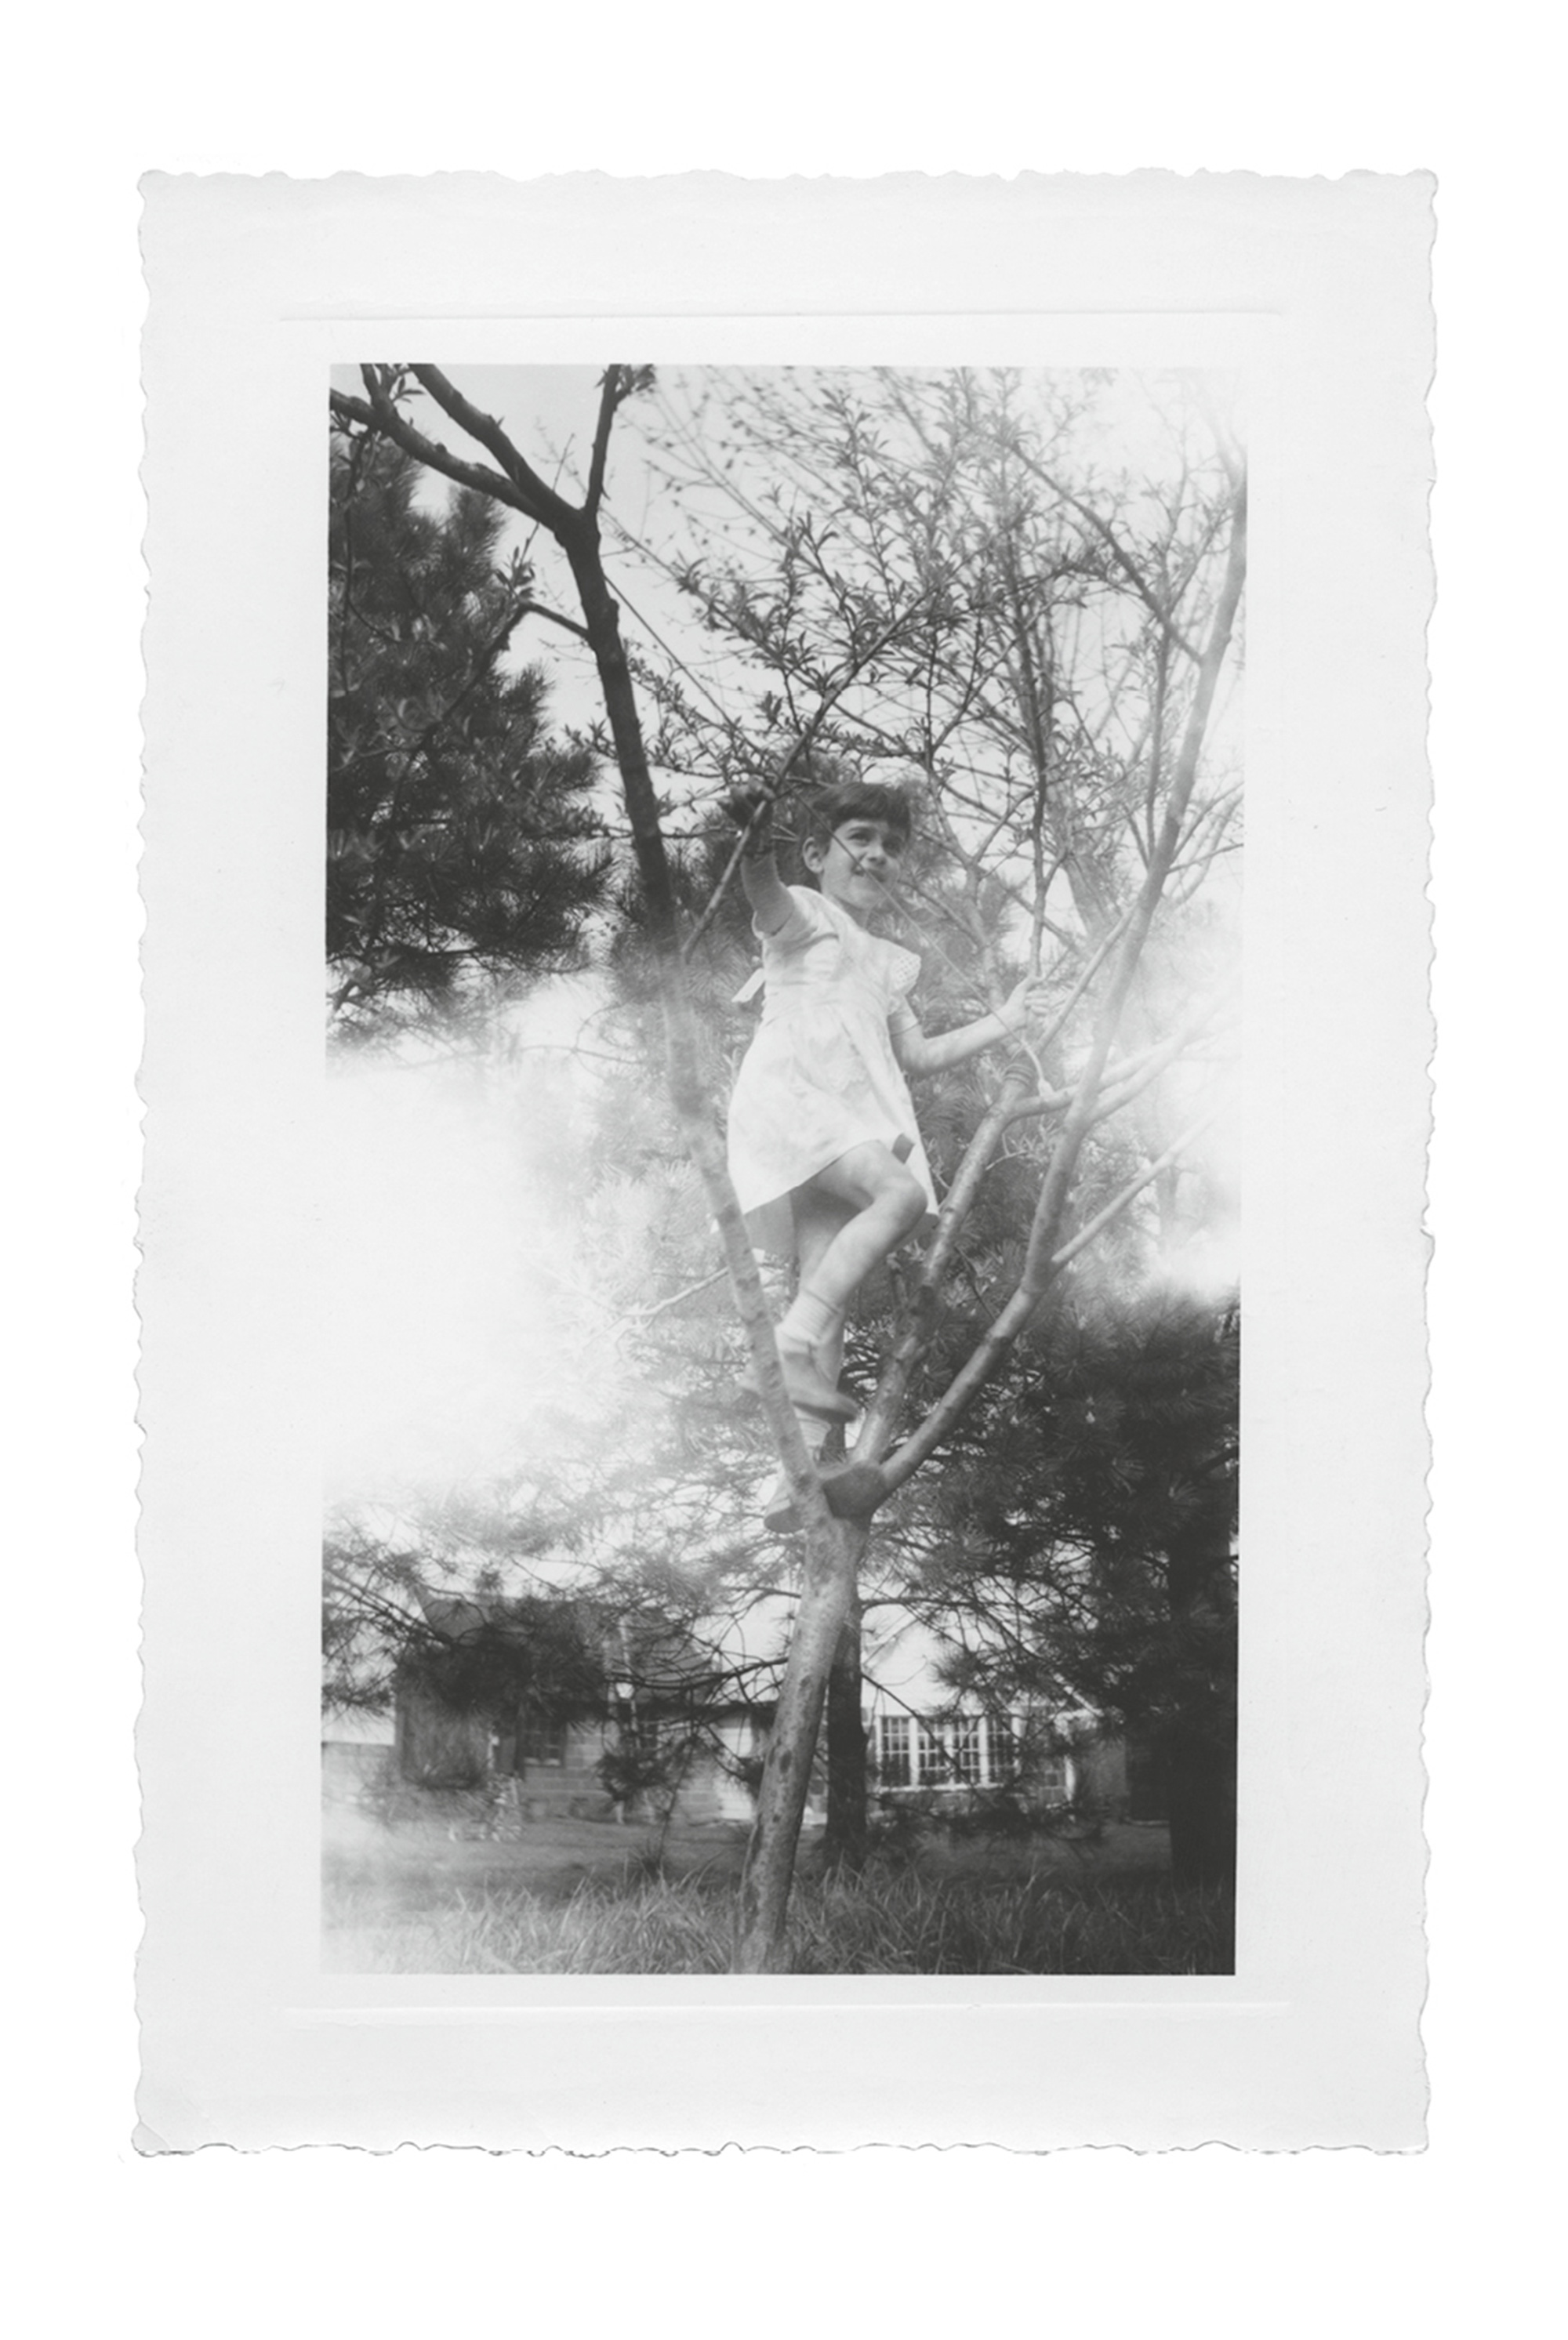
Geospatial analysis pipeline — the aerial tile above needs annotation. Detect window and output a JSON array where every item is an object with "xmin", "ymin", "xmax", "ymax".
[
  {"xmin": 877, "ymin": 1714, "xmax": 911, "ymax": 1788},
  {"xmin": 986, "ymin": 1714, "xmax": 1016, "ymax": 1780},
  {"xmin": 519, "ymin": 1713, "xmax": 568, "ymax": 1769},
  {"xmin": 873, "ymin": 1708, "xmax": 1068, "ymax": 1798}
]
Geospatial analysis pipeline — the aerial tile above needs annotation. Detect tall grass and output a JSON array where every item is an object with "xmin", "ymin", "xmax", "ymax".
[{"xmin": 324, "ymin": 1860, "xmax": 1230, "ymax": 1975}]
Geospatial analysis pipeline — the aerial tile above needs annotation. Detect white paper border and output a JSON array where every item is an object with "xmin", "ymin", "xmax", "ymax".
[{"xmin": 137, "ymin": 170, "xmax": 1431, "ymax": 2150}]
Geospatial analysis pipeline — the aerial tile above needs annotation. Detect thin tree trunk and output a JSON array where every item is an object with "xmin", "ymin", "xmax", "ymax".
[
  {"xmin": 823, "ymin": 1605, "xmax": 869, "ymax": 1873},
  {"xmin": 735, "ymin": 1519, "xmax": 869, "ymax": 1969}
]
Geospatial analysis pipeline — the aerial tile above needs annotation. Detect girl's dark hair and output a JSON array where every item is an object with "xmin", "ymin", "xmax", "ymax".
[{"xmin": 801, "ymin": 778, "xmax": 915, "ymax": 851}]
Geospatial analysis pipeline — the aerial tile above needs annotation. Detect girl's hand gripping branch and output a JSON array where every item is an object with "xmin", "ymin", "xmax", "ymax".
[
  {"xmin": 723, "ymin": 782, "xmax": 776, "ymax": 837},
  {"xmin": 724, "ymin": 784, "xmax": 795, "ymax": 935},
  {"xmin": 893, "ymin": 970, "xmax": 1054, "ymax": 1078},
  {"xmin": 1000, "ymin": 974, "xmax": 1053, "ymax": 1032}
]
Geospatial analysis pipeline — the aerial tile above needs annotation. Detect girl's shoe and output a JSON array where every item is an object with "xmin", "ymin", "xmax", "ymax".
[
  {"xmin": 760, "ymin": 1458, "xmax": 887, "ymax": 1534},
  {"xmin": 741, "ymin": 1347, "xmax": 858, "ymax": 1424},
  {"xmin": 819, "ymin": 1459, "xmax": 886, "ymax": 1519},
  {"xmin": 761, "ymin": 1472, "xmax": 801, "ymax": 1533}
]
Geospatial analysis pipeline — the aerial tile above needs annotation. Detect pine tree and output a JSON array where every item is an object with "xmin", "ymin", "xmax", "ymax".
[
  {"xmin": 909, "ymin": 1284, "xmax": 1238, "ymax": 1891},
  {"xmin": 328, "ymin": 426, "xmax": 610, "ymax": 1040}
]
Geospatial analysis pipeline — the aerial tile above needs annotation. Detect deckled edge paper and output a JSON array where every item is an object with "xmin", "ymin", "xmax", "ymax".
[{"xmin": 136, "ymin": 169, "xmax": 1432, "ymax": 2151}]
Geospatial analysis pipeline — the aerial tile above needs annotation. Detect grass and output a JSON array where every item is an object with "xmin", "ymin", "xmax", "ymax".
[{"xmin": 323, "ymin": 1826, "xmax": 1231, "ymax": 1975}]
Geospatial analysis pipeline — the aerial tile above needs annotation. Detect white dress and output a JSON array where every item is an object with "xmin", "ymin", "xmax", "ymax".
[{"xmin": 727, "ymin": 887, "xmax": 939, "ymax": 1257}]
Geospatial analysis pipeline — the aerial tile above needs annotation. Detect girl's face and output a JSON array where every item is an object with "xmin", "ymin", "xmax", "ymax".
[{"xmin": 806, "ymin": 818, "xmax": 906, "ymax": 922}]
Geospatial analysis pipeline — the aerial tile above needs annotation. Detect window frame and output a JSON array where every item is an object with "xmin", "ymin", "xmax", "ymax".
[{"xmin": 869, "ymin": 1707, "xmax": 1058, "ymax": 1796}]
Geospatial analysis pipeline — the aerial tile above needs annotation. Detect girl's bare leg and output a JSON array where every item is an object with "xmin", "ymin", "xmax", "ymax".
[
  {"xmin": 746, "ymin": 1145, "xmax": 925, "ymax": 1428},
  {"xmin": 784, "ymin": 1142, "xmax": 927, "ymax": 1325},
  {"xmin": 789, "ymin": 1185, "xmax": 853, "ymax": 1374},
  {"xmin": 760, "ymin": 1192, "xmax": 851, "ymax": 1525},
  {"xmin": 760, "ymin": 1159, "xmax": 918, "ymax": 1521},
  {"xmin": 750, "ymin": 1185, "xmax": 856, "ymax": 1424},
  {"xmin": 791, "ymin": 1187, "xmax": 851, "ymax": 1430},
  {"xmin": 756, "ymin": 1145, "xmax": 924, "ymax": 1424}
]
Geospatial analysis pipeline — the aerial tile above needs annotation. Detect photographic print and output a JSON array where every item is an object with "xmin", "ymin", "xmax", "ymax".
[
  {"xmin": 138, "ymin": 174, "xmax": 1428, "ymax": 2149},
  {"xmin": 320, "ymin": 362, "xmax": 1243, "ymax": 1978}
]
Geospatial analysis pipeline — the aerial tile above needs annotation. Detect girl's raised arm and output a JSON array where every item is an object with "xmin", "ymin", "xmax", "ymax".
[{"xmin": 726, "ymin": 787, "xmax": 796, "ymax": 936}]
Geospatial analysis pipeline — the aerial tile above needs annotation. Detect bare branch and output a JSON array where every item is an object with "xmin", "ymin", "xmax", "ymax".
[
  {"xmin": 1048, "ymin": 1101, "xmax": 1229, "ymax": 1272},
  {"xmin": 854, "ymin": 1068, "xmax": 1034, "ymax": 1458},
  {"xmin": 635, "ymin": 1267, "xmax": 729, "ymax": 1324},
  {"xmin": 585, "ymin": 371, "xmax": 622, "ymax": 514},
  {"xmin": 1001, "ymin": 993, "xmax": 1235, "ymax": 1130},
  {"xmin": 1009, "ymin": 445, "xmax": 1203, "ymax": 664},
  {"xmin": 340, "ymin": 374, "xmax": 536, "ymax": 518},
  {"xmin": 875, "ymin": 477, "xmax": 1247, "ymax": 1489},
  {"xmin": 517, "ymin": 599, "xmax": 593, "ymax": 645},
  {"xmin": 408, "ymin": 365, "xmax": 582, "ymax": 535},
  {"xmin": 586, "ymin": 367, "xmax": 648, "ymax": 515},
  {"xmin": 1087, "ymin": 1014, "xmax": 1238, "ymax": 1126}
]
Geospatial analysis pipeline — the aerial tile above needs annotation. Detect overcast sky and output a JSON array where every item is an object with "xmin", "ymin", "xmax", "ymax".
[
  {"xmin": 331, "ymin": 361, "xmax": 1243, "ymax": 752},
  {"xmin": 326, "ymin": 365, "xmax": 1242, "ymax": 1510}
]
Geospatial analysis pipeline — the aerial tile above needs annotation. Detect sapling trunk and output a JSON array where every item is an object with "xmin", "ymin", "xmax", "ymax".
[
  {"xmin": 823, "ymin": 1605, "xmax": 870, "ymax": 1874},
  {"xmin": 735, "ymin": 1518, "xmax": 869, "ymax": 1968}
]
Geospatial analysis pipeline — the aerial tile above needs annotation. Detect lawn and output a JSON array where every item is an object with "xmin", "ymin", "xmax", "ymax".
[{"xmin": 321, "ymin": 1803, "xmax": 1229, "ymax": 1975}]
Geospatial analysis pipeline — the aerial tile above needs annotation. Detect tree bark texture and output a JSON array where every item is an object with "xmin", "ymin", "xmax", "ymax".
[
  {"xmin": 823, "ymin": 1607, "xmax": 869, "ymax": 1874},
  {"xmin": 734, "ymin": 1518, "xmax": 869, "ymax": 1969}
]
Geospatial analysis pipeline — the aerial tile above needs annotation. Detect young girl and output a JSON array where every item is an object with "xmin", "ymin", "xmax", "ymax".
[{"xmin": 725, "ymin": 776, "xmax": 1048, "ymax": 1518}]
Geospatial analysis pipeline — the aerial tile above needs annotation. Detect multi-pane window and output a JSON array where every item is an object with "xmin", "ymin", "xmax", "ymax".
[
  {"xmin": 877, "ymin": 1714, "xmax": 911, "ymax": 1788},
  {"xmin": 871, "ymin": 1708, "xmax": 1059, "ymax": 1796},
  {"xmin": 916, "ymin": 1724, "xmax": 949, "ymax": 1787}
]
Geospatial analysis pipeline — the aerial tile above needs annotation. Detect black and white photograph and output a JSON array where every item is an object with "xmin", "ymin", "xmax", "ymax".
[
  {"xmin": 14, "ymin": 0, "xmax": 1566, "ymax": 2310},
  {"xmin": 134, "ymin": 172, "xmax": 1432, "ymax": 2150},
  {"xmin": 320, "ymin": 362, "xmax": 1244, "ymax": 1979}
]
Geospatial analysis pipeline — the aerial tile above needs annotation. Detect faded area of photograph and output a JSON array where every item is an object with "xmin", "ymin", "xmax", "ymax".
[{"xmin": 320, "ymin": 364, "xmax": 1243, "ymax": 1977}]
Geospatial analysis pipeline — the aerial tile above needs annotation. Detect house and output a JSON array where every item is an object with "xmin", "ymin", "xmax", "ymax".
[
  {"xmin": 322, "ymin": 1575, "xmax": 1127, "ymax": 1830},
  {"xmin": 390, "ymin": 1674, "xmax": 767, "ymax": 1827},
  {"xmin": 321, "ymin": 1584, "xmax": 775, "ymax": 1827}
]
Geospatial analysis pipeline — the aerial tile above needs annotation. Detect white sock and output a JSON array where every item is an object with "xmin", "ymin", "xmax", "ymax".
[{"xmin": 778, "ymin": 1286, "xmax": 844, "ymax": 1354}]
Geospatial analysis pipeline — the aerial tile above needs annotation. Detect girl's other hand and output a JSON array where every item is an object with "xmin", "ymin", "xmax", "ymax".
[
  {"xmin": 724, "ymin": 782, "xmax": 776, "ymax": 830},
  {"xmin": 1002, "ymin": 974, "xmax": 1052, "ymax": 1029}
]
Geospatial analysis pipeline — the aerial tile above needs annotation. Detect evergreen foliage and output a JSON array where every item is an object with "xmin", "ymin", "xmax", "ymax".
[
  {"xmin": 328, "ymin": 426, "xmax": 610, "ymax": 1040},
  {"xmin": 907, "ymin": 1285, "xmax": 1238, "ymax": 1884}
]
